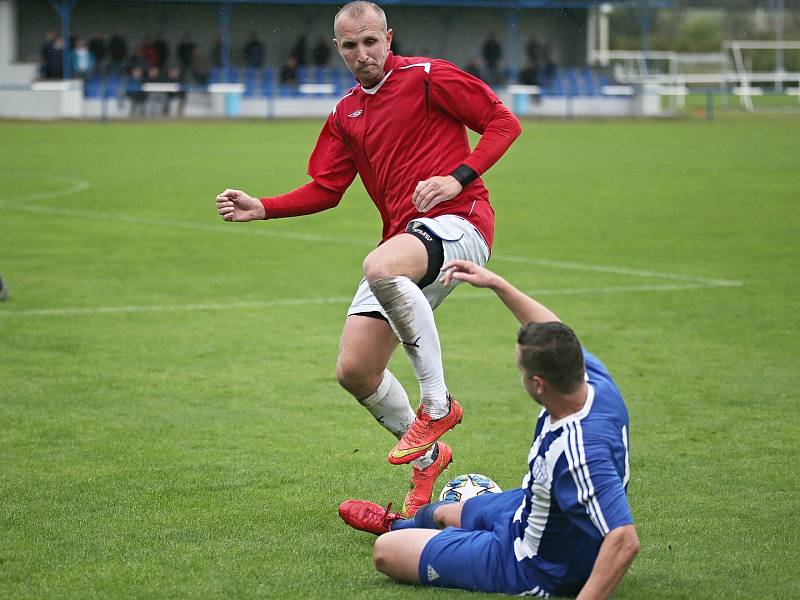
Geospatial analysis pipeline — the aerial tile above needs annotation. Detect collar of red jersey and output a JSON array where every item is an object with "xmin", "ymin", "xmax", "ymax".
[{"xmin": 359, "ymin": 52, "xmax": 398, "ymax": 95}]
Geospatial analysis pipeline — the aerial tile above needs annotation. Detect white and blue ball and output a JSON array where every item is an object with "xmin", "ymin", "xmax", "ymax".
[{"xmin": 438, "ymin": 473, "xmax": 502, "ymax": 502}]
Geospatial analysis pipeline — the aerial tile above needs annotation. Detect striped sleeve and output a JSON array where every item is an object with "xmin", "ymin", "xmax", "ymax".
[{"xmin": 553, "ymin": 422, "xmax": 634, "ymax": 539}]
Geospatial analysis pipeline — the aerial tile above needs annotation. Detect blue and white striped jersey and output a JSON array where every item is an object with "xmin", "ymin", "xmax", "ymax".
[{"xmin": 512, "ymin": 348, "xmax": 633, "ymax": 596}]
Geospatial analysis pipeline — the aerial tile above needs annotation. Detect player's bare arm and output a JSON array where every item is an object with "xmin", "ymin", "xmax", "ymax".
[
  {"xmin": 216, "ymin": 188, "xmax": 266, "ymax": 222},
  {"xmin": 441, "ymin": 260, "xmax": 561, "ymax": 324},
  {"xmin": 411, "ymin": 175, "xmax": 462, "ymax": 213},
  {"xmin": 576, "ymin": 525, "xmax": 640, "ymax": 600}
]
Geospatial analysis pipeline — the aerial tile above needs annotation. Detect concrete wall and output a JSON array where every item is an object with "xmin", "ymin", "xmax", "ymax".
[
  {"xmin": 14, "ymin": 0, "xmax": 586, "ymax": 72},
  {"xmin": 0, "ymin": 0, "xmax": 38, "ymax": 84}
]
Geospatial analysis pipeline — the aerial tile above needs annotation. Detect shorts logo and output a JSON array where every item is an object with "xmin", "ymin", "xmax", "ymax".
[
  {"xmin": 347, "ymin": 109, "xmax": 363, "ymax": 118},
  {"xmin": 412, "ymin": 227, "xmax": 433, "ymax": 242},
  {"xmin": 532, "ymin": 455, "xmax": 548, "ymax": 486},
  {"xmin": 426, "ymin": 565, "xmax": 440, "ymax": 582}
]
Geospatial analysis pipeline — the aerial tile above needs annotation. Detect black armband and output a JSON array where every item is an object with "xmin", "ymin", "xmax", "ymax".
[{"xmin": 449, "ymin": 164, "xmax": 479, "ymax": 188}]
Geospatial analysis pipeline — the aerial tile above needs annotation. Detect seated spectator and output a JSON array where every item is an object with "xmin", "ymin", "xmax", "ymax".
[
  {"xmin": 243, "ymin": 33, "xmax": 265, "ymax": 69},
  {"xmin": 127, "ymin": 47, "xmax": 148, "ymax": 74},
  {"xmin": 464, "ymin": 58, "xmax": 482, "ymax": 81},
  {"xmin": 126, "ymin": 66, "xmax": 146, "ymax": 118},
  {"xmin": 165, "ymin": 66, "xmax": 187, "ymax": 117},
  {"xmin": 280, "ymin": 55, "xmax": 299, "ymax": 87},
  {"xmin": 518, "ymin": 59, "xmax": 538, "ymax": 86}
]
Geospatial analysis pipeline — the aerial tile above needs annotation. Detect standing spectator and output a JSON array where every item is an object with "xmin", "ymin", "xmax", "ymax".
[
  {"xmin": 481, "ymin": 32, "xmax": 503, "ymax": 84},
  {"xmin": 108, "ymin": 32, "xmax": 128, "ymax": 74},
  {"xmin": 152, "ymin": 33, "xmax": 170, "ymax": 69},
  {"xmin": 541, "ymin": 40, "xmax": 557, "ymax": 86},
  {"xmin": 44, "ymin": 35, "xmax": 64, "ymax": 79},
  {"xmin": 311, "ymin": 36, "xmax": 330, "ymax": 68},
  {"xmin": 211, "ymin": 37, "xmax": 223, "ymax": 68},
  {"xmin": 177, "ymin": 32, "xmax": 196, "ymax": 78},
  {"xmin": 525, "ymin": 36, "xmax": 541, "ymax": 68},
  {"xmin": 88, "ymin": 33, "xmax": 106, "ymax": 74},
  {"xmin": 137, "ymin": 37, "xmax": 158, "ymax": 69},
  {"xmin": 291, "ymin": 34, "xmax": 308, "ymax": 67},
  {"xmin": 191, "ymin": 46, "xmax": 211, "ymax": 85},
  {"xmin": 40, "ymin": 31, "xmax": 57, "ymax": 79},
  {"xmin": 243, "ymin": 32, "xmax": 265, "ymax": 69},
  {"xmin": 71, "ymin": 37, "xmax": 93, "ymax": 79}
]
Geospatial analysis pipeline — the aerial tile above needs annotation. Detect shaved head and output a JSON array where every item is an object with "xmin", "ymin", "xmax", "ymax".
[{"xmin": 334, "ymin": 1, "xmax": 387, "ymax": 38}]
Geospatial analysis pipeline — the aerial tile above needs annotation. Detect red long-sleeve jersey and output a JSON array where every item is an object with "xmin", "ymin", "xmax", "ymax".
[{"xmin": 260, "ymin": 52, "xmax": 522, "ymax": 249}]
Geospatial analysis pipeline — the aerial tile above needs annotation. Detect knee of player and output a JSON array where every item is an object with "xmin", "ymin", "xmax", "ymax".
[
  {"xmin": 372, "ymin": 536, "xmax": 392, "ymax": 574},
  {"xmin": 335, "ymin": 357, "xmax": 373, "ymax": 396},
  {"xmin": 362, "ymin": 252, "xmax": 392, "ymax": 283}
]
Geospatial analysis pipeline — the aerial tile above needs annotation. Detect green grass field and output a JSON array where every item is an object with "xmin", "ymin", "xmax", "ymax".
[{"xmin": 1, "ymin": 115, "xmax": 799, "ymax": 599}]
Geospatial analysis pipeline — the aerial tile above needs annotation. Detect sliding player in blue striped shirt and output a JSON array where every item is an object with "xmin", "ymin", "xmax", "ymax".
[{"xmin": 339, "ymin": 260, "xmax": 639, "ymax": 598}]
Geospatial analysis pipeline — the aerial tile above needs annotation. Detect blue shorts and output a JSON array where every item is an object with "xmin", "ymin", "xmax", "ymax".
[{"xmin": 417, "ymin": 489, "xmax": 552, "ymax": 596}]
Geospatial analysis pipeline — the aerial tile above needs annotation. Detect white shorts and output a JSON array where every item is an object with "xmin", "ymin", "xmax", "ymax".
[{"xmin": 347, "ymin": 215, "xmax": 491, "ymax": 318}]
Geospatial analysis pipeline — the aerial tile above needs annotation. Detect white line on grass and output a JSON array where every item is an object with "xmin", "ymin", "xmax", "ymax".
[
  {"xmin": 0, "ymin": 282, "xmax": 740, "ymax": 318},
  {"xmin": 0, "ymin": 173, "xmax": 91, "ymax": 202},
  {"xmin": 0, "ymin": 174, "xmax": 744, "ymax": 320},
  {"xmin": 0, "ymin": 200, "xmax": 743, "ymax": 287}
]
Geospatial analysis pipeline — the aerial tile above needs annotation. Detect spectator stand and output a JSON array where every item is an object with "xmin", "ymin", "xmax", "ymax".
[{"xmin": 5, "ymin": 0, "xmax": 678, "ymax": 120}]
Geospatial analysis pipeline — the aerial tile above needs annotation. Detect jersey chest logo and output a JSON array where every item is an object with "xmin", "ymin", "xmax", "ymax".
[
  {"xmin": 347, "ymin": 109, "xmax": 363, "ymax": 118},
  {"xmin": 531, "ymin": 455, "xmax": 549, "ymax": 486}
]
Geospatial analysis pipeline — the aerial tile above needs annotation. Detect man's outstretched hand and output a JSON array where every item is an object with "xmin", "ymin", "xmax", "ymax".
[
  {"xmin": 440, "ymin": 260, "xmax": 502, "ymax": 289},
  {"xmin": 216, "ymin": 189, "xmax": 266, "ymax": 222}
]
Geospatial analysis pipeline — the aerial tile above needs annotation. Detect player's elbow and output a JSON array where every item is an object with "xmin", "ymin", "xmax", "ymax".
[
  {"xmin": 617, "ymin": 525, "xmax": 640, "ymax": 560},
  {"xmin": 496, "ymin": 104, "xmax": 522, "ymax": 140}
]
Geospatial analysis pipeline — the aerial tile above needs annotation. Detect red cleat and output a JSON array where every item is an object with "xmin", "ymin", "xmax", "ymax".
[
  {"xmin": 338, "ymin": 500, "xmax": 403, "ymax": 535},
  {"xmin": 401, "ymin": 442, "xmax": 453, "ymax": 517},
  {"xmin": 388, "ymin": 397, "xmax": 463, "ymax": 465}
]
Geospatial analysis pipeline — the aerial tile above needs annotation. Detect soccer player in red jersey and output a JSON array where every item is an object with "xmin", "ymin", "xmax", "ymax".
[{"xmin": 215, "ymin": 1, "xmax": 521, "ymax": 516}]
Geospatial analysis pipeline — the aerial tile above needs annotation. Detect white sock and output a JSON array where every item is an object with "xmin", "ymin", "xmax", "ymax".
[
  {"xmin": 369, "ymin": 276, "xmax": 449, "ymax": 418},
  {"xmin": 412, "ymin": 443, "xmax": 438, "ymax": 471},
  {"xmin": 357, "ymin": 370, "xmax": 415, "ymax": 439}
]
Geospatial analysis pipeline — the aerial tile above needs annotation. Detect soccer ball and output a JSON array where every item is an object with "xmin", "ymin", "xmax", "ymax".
[{"xmin": 438, "ymin": 473, "xmax": 502, "ymax": 502}]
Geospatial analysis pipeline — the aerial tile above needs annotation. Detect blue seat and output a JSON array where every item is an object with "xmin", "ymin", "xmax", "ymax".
[
  {"xmin": 104, "ymin": 76, "xmax": 122, "ymax": 98},
  {"xmin": 261, "ymin": 68, "xmax": 275, "ymax": 96},
  {"xmin": 297, "ymin": 66, "xmax": 309, "ymax": 84},
  {"xmin": 243, "ymin": 68, "xmax": 259, "ymax": 97},
  {"xmin": 84, "ymin": 75, "xmax": 103, "ymax": 98},
  {"xmin": 333, "ymin": 68, "xmax": 356, "ymax": 94},
  {"xmin": 225, "ymin": 67, "xmax": 240, "ymax": 83}
]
